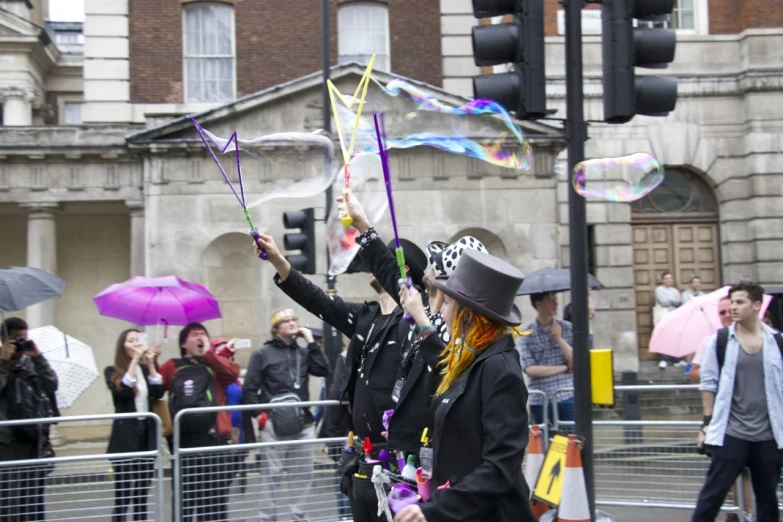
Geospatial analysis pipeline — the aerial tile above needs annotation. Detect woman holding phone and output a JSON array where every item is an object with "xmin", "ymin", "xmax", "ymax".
[{"xmin": 105, "ymin": 329, "xmax": 163, "ymax": 522}]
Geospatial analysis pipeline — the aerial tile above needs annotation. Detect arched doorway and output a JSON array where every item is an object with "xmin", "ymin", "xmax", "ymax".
[{"xmin": 631, "ymin": 169, "xmax": 720, "ymax": 359}]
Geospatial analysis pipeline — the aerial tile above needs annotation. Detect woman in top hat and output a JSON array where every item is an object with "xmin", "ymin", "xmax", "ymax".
[{"xmin": 394, "ymin": 249, "xmax": 536, "ymax": 522}]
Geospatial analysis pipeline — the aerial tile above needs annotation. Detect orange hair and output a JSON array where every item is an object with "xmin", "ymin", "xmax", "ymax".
[{"xmin": 436, "ymin": 304, "xmax": 510, "ymax": 396}]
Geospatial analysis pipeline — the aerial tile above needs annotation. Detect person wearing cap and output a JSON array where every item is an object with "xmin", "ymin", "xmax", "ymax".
[
  {"xmin": 395, "ymin": 250, "xmax": 536, "ymax": 522},
  {"xmin": 242, "ymin": 309, "xmax": 330, "ymax": 522},
  {"xmin": 338, "ymin": 192, "xmax": 488, "ymax": 458},
  {"xmin": 254, "ymin": 231, "xmax": 407, "ymax": 522}
]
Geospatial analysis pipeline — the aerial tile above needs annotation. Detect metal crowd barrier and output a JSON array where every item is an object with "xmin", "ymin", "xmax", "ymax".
[
  {"xmin": 0, "ymin": 413, "xmax": 164, "ymax": 521},
  {"xmin": 172, "ymin": 400, "xmax": 349, "ymax": 522}
]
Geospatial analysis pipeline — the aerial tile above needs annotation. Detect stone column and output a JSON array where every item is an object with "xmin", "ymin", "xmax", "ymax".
[
  {"xmin": 22, "ymin": 203, "xmax": 59, "ymax": 327},
  {"xmin": 126, "ymin": 201, "xmax": 145, "ymax": 277},
  {"xmin": 0, "ymin": 87, "xmax": 34, "ymax": 126}
]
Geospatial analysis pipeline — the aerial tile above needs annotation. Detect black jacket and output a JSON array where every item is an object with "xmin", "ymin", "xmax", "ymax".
[
  {"xmin": 242, "ymin": 335, "xmax": 330, "ymax": 425},
  {"xmin": 104, "ymin": 365, "xmax": 165, "ymax": 455},
  {"xmin": 419, "ymin": 335, "xmax": 535, "ymax": 522},
  {"xmin": 273, "ymin": 268, "xmax": 403, "ymax": 442},
  {"xmin": 359, "ymin": 235, "xmax": 442, "ymax": 453},
  {"xmin": 318, "ymin": 352, "xmax": 351, "ymax": 439}
]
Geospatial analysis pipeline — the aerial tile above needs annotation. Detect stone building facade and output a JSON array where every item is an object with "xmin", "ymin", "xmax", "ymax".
[{"xmin": 441, "ymin": 0, "xmax": 783, "ymax": 360}]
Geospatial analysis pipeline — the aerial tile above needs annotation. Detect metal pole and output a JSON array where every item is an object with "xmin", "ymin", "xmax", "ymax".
[
  {"xmin": 321, "ymin": 0, "xmax": 341, "ymax": 374},
  {"xmin": 564, "ymin": 0, "xmax": 595, "ymax": 519}
]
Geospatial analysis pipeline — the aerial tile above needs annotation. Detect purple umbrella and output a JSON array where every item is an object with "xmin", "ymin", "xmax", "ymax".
[{"xmin": 93, "ymin": 276, "xmax": 221, "ymax": 327}]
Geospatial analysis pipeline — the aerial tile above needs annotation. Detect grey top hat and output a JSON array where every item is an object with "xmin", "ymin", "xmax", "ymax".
[{"xmin": 431, "ymin": 249, "xmax": 524, "ymax": 326}]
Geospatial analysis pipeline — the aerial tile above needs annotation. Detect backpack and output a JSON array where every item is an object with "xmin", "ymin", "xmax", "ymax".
[
  {"xmin": 6, "ymin": 358, "xmax": 54, "ymax": 442},
  {"xmin": 716, "ymin": 327, "xmax": 783, "ymax": 377},
  {"xmin": 168, "ymin": 360, "xmax": 217, "ymax": 433}
]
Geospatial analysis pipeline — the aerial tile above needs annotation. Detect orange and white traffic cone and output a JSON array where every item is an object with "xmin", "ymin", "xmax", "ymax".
[
  {"xmin": 525, "ymin": 425, "xmax": 550, "ymax": 519},
  {"xmin": 557, "ymin": 434, "xmax": 590, "ymax": 522}
]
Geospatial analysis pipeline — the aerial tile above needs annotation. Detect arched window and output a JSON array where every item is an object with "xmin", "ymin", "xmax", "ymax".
[
  {"xmin": 631, "ymin": 169, "xmax": 717, "ymax": 221},
  {"xmin": 183, "ymin": 3, "xmax": 236, "ymax": 103},
  {"xmin": 338, "ymin": 2, "xmax": 390, "ymax": 72}
]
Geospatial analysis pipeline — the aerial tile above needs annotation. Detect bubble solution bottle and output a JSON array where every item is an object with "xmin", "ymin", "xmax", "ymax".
[{"xmin": 401, "ymin": 454, "xmax": 418, "ymax": 482}]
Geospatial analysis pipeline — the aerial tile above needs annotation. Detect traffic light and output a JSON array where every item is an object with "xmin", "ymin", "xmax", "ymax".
[
  {"xmin": 283, "ymin": 208, "xmax": 316, "ymax": 275},
  {"xmin": 470, "ymin": 0, "xmax": 546, "ymax": 120},
  {"xmin": 601, "ymin": 0, "xmax": 678, "ymax": 123}
]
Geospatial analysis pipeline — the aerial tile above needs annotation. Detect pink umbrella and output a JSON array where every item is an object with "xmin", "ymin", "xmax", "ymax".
[
  {"xmin": 93, "ymin": 276, "xmax": 221, "ymax": 327},
  {"xmin": 649, "ymin": 285, "xmax": 772, "ymax": 359}
]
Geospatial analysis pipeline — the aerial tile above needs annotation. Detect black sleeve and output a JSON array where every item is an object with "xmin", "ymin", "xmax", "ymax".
[
  {"xmin": 104, "ymin": 366, "xmax": 134, "ymax": 399},
  {"xmin": 359, "ymin": 234, "xmax": 405, "ymax": 306},
  {"xmin": 420, "ymin": 357, "xmax": 529, "ymax": 522},
  {"xmin": 420, "ymin": 333, "xmax": 446, "ymax": 373},
  {"xmin": 327, "ymin": 356, "xmax": 347, "ymax": 401},
  {"xmin": 241, "ymin": 349, "xmax": 265, "ymax": 414},
  {"xmin": 275, "ymin": 268, "xmax": 366, "ymax": 338},
  {"xmin": 306, "ymin": 342, "xmax": 331, "ymax": 378},
  {"xmin": 32, "ymin": 355, "xmax": 58, "ymax": 395},
  {"xmin": 145, "ymin": 366, "xmax": 165, "ymax": 401}
]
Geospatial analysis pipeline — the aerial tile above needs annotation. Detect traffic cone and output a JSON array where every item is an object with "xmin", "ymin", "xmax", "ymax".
[
  {"xmin": 557, "ymin": 434, "xmax": 590, "ymax": 522},
  {"xmin": 525, "ymin": 425, "xmax": 550, "ymax": 519}
]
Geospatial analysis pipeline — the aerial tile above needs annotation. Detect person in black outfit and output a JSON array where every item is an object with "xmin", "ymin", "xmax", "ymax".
[
  {"xmin": 104, "ymin": 329, "xmax": 164, "ymax": 521},
  {"xmin": 395, "ymin": 250, "xmax": 535, "ymax": 522},
  {"xmin": 253, "ymin": 232, "xmax": 420, "ymax": 522},
  {"xmin": 0, "ymin": 317, "xmax": 58, "ymax": 521}
]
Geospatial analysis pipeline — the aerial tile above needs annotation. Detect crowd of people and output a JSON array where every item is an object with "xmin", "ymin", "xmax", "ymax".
[{"xmin": 2, "ymin": 192, "xmax": 783, "ymax": 522}]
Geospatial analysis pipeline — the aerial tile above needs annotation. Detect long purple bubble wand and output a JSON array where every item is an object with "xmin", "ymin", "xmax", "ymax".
[
  {"xmin": 373, "ymin": 112, "xmax": 414, "ymax": 324},
  {"xmin": 190, "ymin": 116, "xmax": 267, "ymax": 260}
]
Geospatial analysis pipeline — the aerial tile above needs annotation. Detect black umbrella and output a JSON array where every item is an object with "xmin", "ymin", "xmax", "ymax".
[
  {"xmin": 0, "ymin": 266, "xmax": 66, "ymax": 313},
  {"xmin": 516, "ymin": 267, "xmax": 603, "ymax": 296}
]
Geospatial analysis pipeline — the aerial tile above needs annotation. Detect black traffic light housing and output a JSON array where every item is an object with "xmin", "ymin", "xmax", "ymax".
[
  {"xmin": 283, "ymin": 208, "xmax": 316, "ymax": 275},
  {"xmin": 471, "ymin": 0, "xmax": 546, "ymax": 120},
  {"xmin": 602, "ymin": 0, "xmax": 678, "ymax": 123}
]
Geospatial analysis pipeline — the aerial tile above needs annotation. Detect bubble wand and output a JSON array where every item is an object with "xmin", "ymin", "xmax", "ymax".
[
  {"xmin": 373, "ymin": 111, "xmax": 414, "ymax": 324},
  {"xmin": 191, "ymin": 116, "xmax": 268, "ymax": 260},
  {"xmin": 326, "ymin": 56, "xmax": 376, "ymax": 228}
]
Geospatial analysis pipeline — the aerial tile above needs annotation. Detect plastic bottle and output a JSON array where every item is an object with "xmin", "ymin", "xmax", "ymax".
[{"xmin": 401, "ymin": 454, "xmax": 418, "ymax": 482}]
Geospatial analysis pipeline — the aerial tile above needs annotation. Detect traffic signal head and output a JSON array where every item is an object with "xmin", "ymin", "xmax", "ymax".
[
  {"xmin": 470, "ymin": 0, "xmax": 546, "ymax": 120},
  {"xmin": 283, "ymin": 208, "xmax": 316, "ymax": 275},
  {"xmin": 602, "ymin": 0, "xmax": 678, "ymax": 123}
]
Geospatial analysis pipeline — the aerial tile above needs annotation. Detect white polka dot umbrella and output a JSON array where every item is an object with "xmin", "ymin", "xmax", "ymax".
[{"xmin": 27, "ymin": 326, "xmax": 99, "ymax": 409}]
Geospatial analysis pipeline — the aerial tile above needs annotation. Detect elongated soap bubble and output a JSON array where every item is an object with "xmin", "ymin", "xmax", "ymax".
[
  {"xmin": 193, "ymin": 123, "xmax": 337, "ymax": 209},
  {"xmin": 327, "ymin": 153, "xmax": 389, "ymax": 276},
  {"xmin": 334, "ymin": 78, "xmax": 532, "ymax": 171},
  {"xmin": 573, "ymin": 153, "xmax": 664, "ymax": 202}
]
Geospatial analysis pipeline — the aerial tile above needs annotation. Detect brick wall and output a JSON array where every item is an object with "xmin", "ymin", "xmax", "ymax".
[{"xmin": 129, "ymin": 0, "xmax": 442, "ymax": 105}]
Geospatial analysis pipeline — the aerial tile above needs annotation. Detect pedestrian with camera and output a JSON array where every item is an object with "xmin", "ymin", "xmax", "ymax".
[
  {"xmin": 0, "ymin": 317, "xmax": 59, "ymax": 520},
  {"xmin": 242, "ymin": 309, "xmax": 330, "ymax": 522}
]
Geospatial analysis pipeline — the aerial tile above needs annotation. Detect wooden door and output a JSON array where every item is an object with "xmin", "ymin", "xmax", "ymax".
[
  {"xmin": 633, "ymin": 225, "xmax": 675, "ymax": 359},
  {"xmin": 672, "ymin": 224, "xmax": 719, "ymax": 291},
  {"xmin": 632, "ymin": 223, "xmax": 720, "ymax": 358}
]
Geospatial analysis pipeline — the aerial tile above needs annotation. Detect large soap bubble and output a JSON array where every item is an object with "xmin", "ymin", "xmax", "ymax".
[{"xmin": 572, "ymin": 153, "xmax": 664, "ymax": 202}]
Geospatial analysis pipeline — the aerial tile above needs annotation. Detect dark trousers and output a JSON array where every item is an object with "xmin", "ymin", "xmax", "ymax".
[
  {"xmin": 530, "ymin": 397, "xmax": 575, "ymax": 429},
  {"xmin": 175, "ymin": 432, "xmax": 229, "ymax": 521},
  {"xmin": 349, "ymin": 498, "xmax": 385, "ymax": 522},
  {"xmin": 111, "ymin": 457, "xmax": 154, "ymax": 521},
  {"xmin": 692, "ymin": 435, "xmax": 783, "ymax": 522},
  {"xmin": 0, "ymin": 439, "xmax": 45, "ymax": 521}
]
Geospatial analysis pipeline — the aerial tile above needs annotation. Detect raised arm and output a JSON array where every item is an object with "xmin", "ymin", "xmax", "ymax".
[{"xmin": 255, "ymin": 233, "xmax": 366, "ymax": 338}]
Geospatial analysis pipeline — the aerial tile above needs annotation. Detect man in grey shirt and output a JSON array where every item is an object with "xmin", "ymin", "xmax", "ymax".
[
  {"xmin": 682, "ymin": 275, "xmax": 706, "ymax": 304},
  {"xmin": 692, "ymin": 282, "xmax": 783, "ymax": 522},
  {"xmin": 656, "ymin": 271, "xmax": 684, "ymax": 368}
]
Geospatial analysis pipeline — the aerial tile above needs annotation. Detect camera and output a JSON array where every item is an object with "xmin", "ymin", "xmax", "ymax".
[{"xmin": 13, "ymin": 337, "xmax": 33, "ymax": 353}]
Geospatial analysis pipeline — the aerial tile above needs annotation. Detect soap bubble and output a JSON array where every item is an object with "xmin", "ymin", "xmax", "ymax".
[
  {"xmin": 333, "ymin": 78, "xmax": 532, "ymax": 171},
  {"xmin": 327, "ymin": 154, "xmax": 389, "ymax": 276},
  {"xmin": 191, "ymin": 119, "xmax": 337, "ymax": 209},
  {"xmin": 572, "ymin": 153, "xmax": 664, "ymax": 202}
]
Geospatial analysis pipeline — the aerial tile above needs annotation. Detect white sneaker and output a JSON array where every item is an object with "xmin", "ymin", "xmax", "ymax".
[
  {"xmin": 674, "ymin": 360, "xmax": 689, "ymax": 367},
  {"xmin": 659, "ymin": 360, "xmax": 668, "ymax": 369},
  {"xmin": 745, "ymin": 513, "xmax": 754, "ymax": 522}
]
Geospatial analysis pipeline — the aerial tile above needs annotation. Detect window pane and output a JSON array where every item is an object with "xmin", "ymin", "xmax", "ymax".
[
  {"xmin": 338, "ymin": 3, "xmax": 389, "ymax": 70},
  {"xmin": 681, "ymin": 11, "xmax": 694, "ymax": 29},
  {"xmin": 63, "ymin": 102, "xmax": 82, "ymax": 124},
  {"xmin": 184, "ymin": 4, "xmax": 235, "ymax": 102},
  {"xmin": 679, "ymin": 0, "xmax": 693, "ymax": 9}
]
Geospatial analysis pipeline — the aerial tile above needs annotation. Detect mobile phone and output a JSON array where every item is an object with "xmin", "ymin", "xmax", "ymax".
[
  {"xmin": 137, "ymin": 333, "xmax": 148, "ymax": 346},
  {"xmin": 234, "ymin": 339, "xmax": 252, "ymax": 349}
]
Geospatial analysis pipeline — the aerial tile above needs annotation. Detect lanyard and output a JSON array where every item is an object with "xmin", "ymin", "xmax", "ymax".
[
  {"xmin": 286, "ymin": 347, "xmax": 302, "ymax": 390},
  {"xmin": 359, "ymin": 312, "xmax": 394, "ymax": 378}
]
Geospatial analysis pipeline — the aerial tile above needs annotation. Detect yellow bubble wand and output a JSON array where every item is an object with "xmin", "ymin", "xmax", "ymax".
[{"xmin": 326, "ymin": 56, "xmax": 376, "ymax": 228}]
